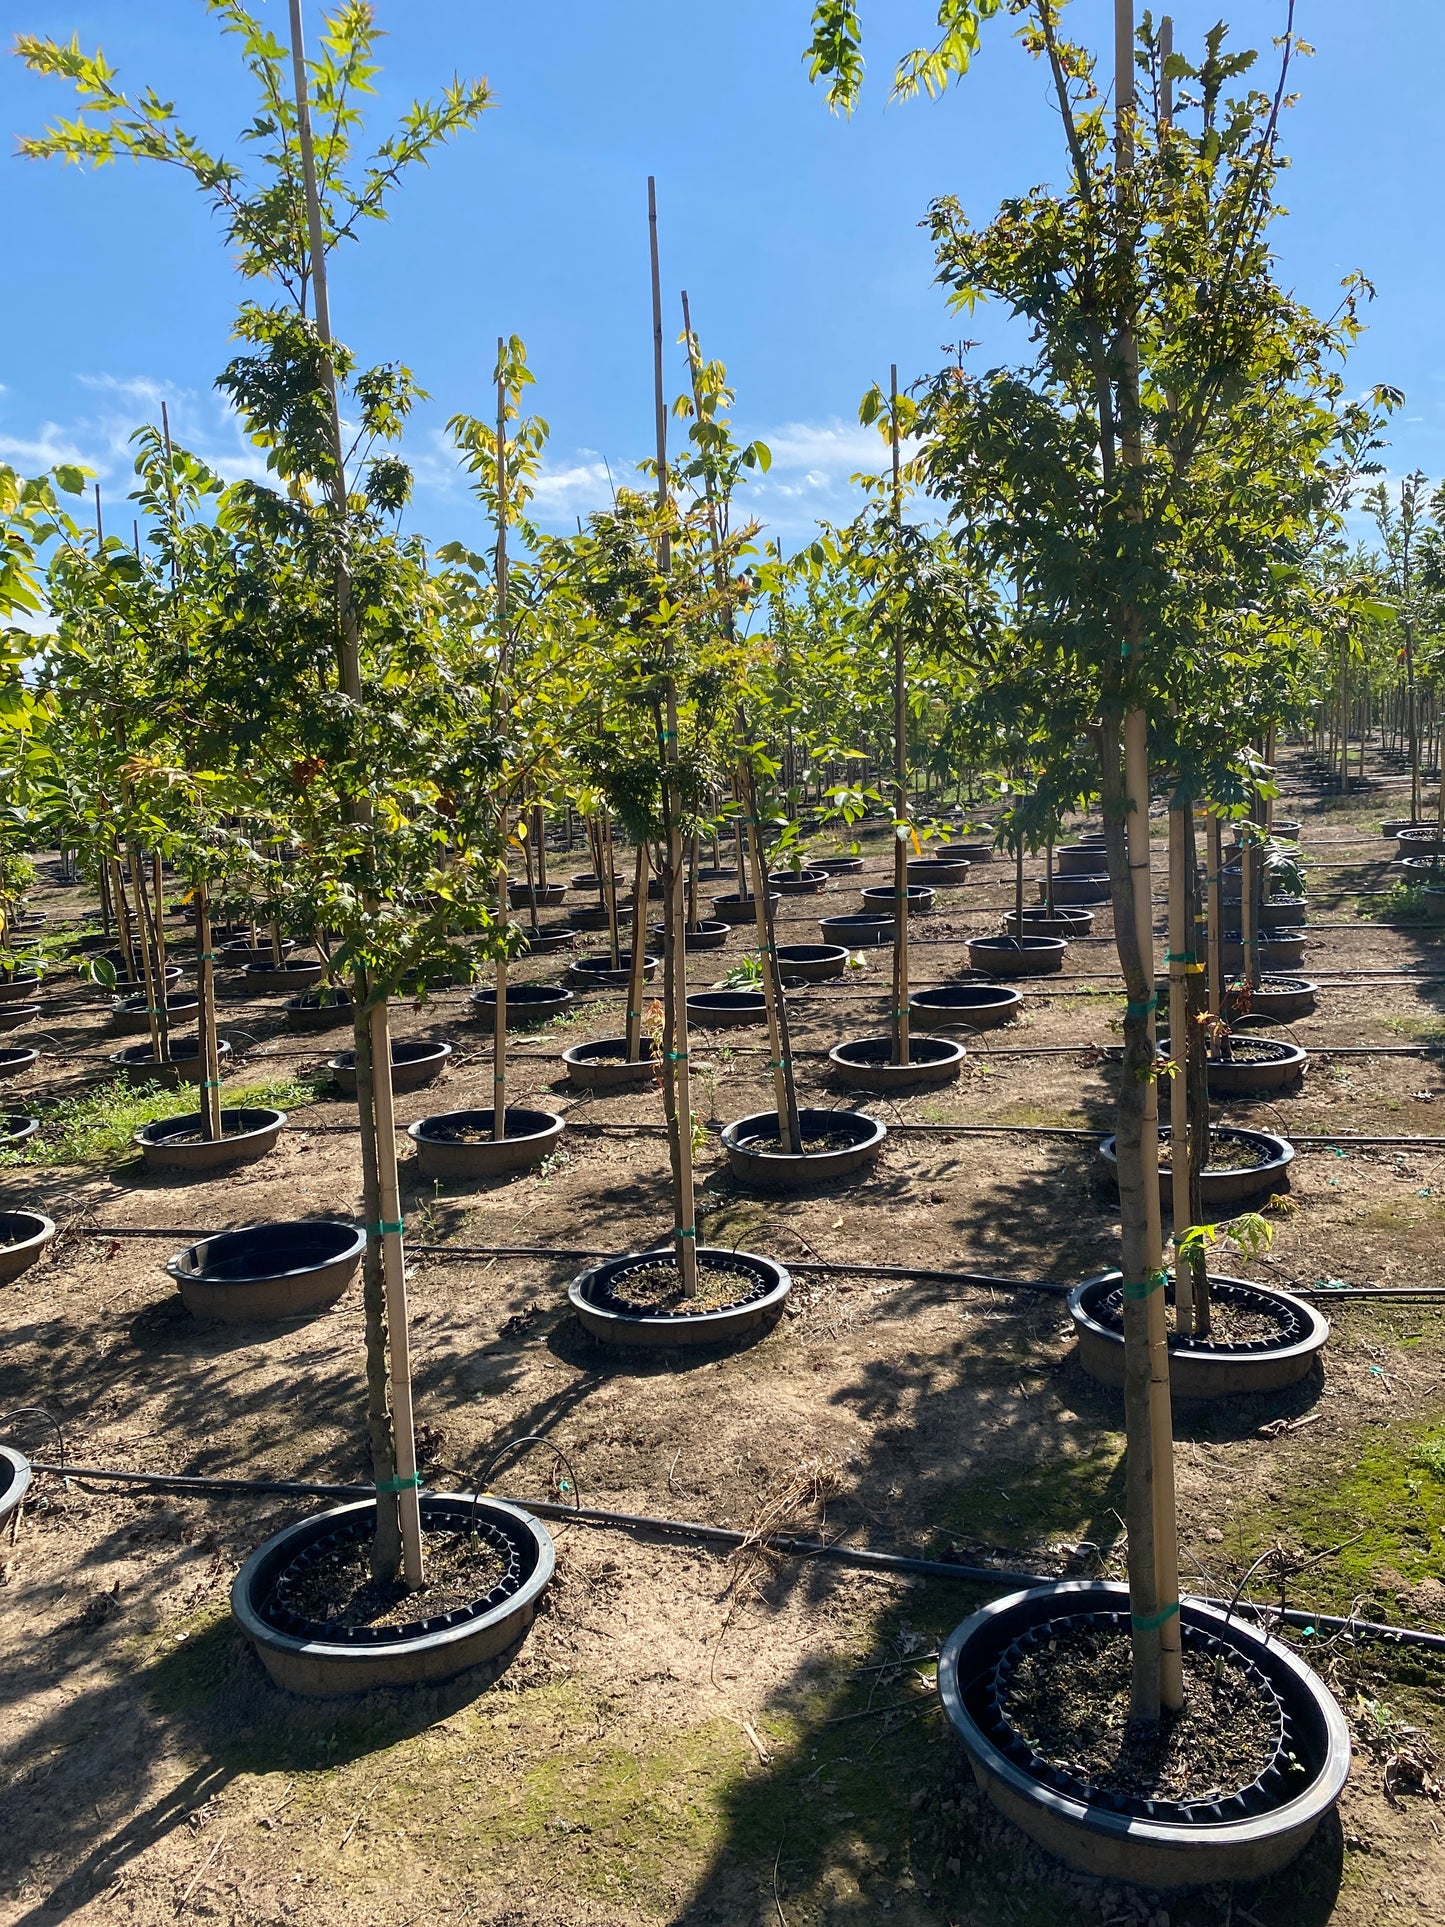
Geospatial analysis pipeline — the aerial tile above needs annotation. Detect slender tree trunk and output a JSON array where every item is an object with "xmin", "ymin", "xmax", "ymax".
[
  {"xmin": 625, "ymin": 843, "xmax": 649, "ymax": 1062},
  {"xmin": 195, "ymin": 878, "xmax": 223, "ymax": 1142},
  {"xmin": 1167, "ymin": 801, "xmax": 1194, "ymax": 1333}
]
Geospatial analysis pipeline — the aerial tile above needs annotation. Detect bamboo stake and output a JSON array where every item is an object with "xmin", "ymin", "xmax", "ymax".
[
  {"xmin": 493, "ymin": 342, "xmax": 510, "ymax": 1145},
  {"xmin": 109, "ymin": 855, "xmax": 137, "ymax": 984},
  {"xmin": 649, "ymin": 176, "xmax": 698, "ymax": 1298},
  {"xmin": 602, "ymin": 814, "xmax": 621, "ymax": 970},
  {"xmin": 624, "ymin": 842, "xmax": 649, "ymax": 1063},
  {"xmin": 194, "ymin": 877, "xmax": 223, "ymax": 1142},
  {"xmin": 288, "ymin": 0, "xmax": 421, "ymax": 1588},
  {"xmin": 1206, "ymin": 811, "xmax": 1223, "ymax": 1013},
  {"xmin": 1167, "ymin": 802, "xmax": 1193, "ymax": 1332},
  {"xmin": 889, "ymin": 365, "xmax": 910, "ymax": 1068},
  {"xmin": 742, "ymin": 758, "xmax": 799, "ymax": 1153},
  {"xmin": 128, "ymin": 841, "xmax": 166, "ymax": 1064}
]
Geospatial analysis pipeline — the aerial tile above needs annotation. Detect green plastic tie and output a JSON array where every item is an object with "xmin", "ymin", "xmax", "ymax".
[
  {"xmin": 369, "ymin": 1219, "xmax": 405, "ymax": 1236},
  {"xmin": 768, "ymin": 1059, "xmax": 791, "ymax": 1071},
  {"xmin": 1121, "ymin": 1269, "xmax": 1169, "ymax": 1302},
  {"xmin": 375, "ymin": 1470, "xmax": 422, "ymax": 1494},
  {"xmin": 1130, "ymin": 1599, "xmax": 1182, "ymax": 1631},
  {"xmin": 666, "ymin": 1049, "xmax": 688, "ymax": 1063},
  {"xmin": 673, "ymin": 1226, "xmax": 696, "ymax": 1240},
  {"xmin": 1124, "ymin": 994, "xmax": 1158, "ymax": 1017},
  {"xmin": 1163, "ymin": 952, "xmax": 1196, "ymax": 964},
  {"xmin": 198, "ymin": 1078, "xmax": 224, "ymax": 1091}
]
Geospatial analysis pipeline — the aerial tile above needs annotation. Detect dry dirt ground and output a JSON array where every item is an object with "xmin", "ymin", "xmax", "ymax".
[{"xmin": 3, "ymin": 754, "xmax": 1445, "ymax": 1925}]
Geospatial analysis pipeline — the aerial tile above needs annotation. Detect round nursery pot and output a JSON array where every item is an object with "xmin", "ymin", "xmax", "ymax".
[
  {"xmin": 408, "ymin": 1107, "xmax": 565, "ymax": 1181},
  {"xmin": 769, "ymin": 869, "xmax": 829, "ymax": 896},
  {"xmin": 567, "ymin": 899, "xmax": 635, "ymax": 932},
  {"xmin": 1260, "ymin": 897, "xmax": 1308, "ymax": 932},
  {"xmin": 1220, "ymin": 932, "xmax": 1308, "ymax": 971},
  {"xmin": 1397, "ymin": 856, "xmax": 1444, "ymax": 884},
  {"xmin": 569, "ymin": 1247, "xmax": 792, "ymax": 1350},
  {"xmin": 0, "ymin": 1115, "xmax": 39, "ymax": 1151},
  {"xmin": 231, "ymin": 1492, "xmax": 554, "ymax": 1697},
  {"xmin": 568, "ymin": 871, "xmax": 623, "ymax": 893},
  {"xmin": 860, "ymin": 883, "xmax": 935, "ymax": 917},
  {"xmin": 1055, "ymin": 844, "xmax": 1109, "ymax": 876},
  {"xmin": 0, "ymin": 1047, "xmax": 39, "ymax": 1081},
  {"xmin": 719, "ymin": 1107, "xmax": 886, "ymax": 1191},
  {"xmin": 950, "ymin": 837, "xmax": 995, "ymax": 861},
  {"xmin": 0, "ymin": 973, "xmax": 42, "ymax": 1006},
  {"xmin": 561, "ymin": 1036, "xmax": 658, "ymax": 1092},
  {"xmin": 773, "ymin": 942, "xmax": 849, "ymax": 983},
  {"xmin": 567, "ymin": 951, "xmax": 658, "ymax": 991},
  {"xmin": 167, "ymin": 1219, "xmax": 365, "ymax": 1322},
  {"xmin": 516, "ymin": 922, "xmax": 576, "ymax": 956},
  {"xmin": 0, "ymin": 1210, "xmax": 57, "ymax": 1286},
  {"xmin": 137, "ymin": 1107, "xmax": 287, "ymax": 1174},
  {"xmin": 243, "ymin": 958, "xmax": 325, "ymax": 995},
  {"xmin": 219, "ymin": 939, "xmax": 296, "ymax": 970},
  {"xmin": 649, "ymin": 918, "xmax": 730, "ymax": 953},
  {"xmin": 99, "ymin": 951, "xmax": 184, "ymax": 987},
  {"xmin": 907, "ymin": 857, "xmax": 971, "ymax": 887},
  {"xmin": 109, "ymin": 990, "xmax": 200, "ymax": 1036},
  {"xmin": 1395, "ymin": 826, "xmax": 1445, "ymax": 857},
  {"xmin": 470, "ymin": 982, "xmax": 575, "ymax": 1028},
  {"xmin": 694, "ymin": 864, "xmax": 737, "ymax": 883},
  {"xmin": 509, "ymin": 880, "xmax": 568, "ymax": 911},
  {"xmin": 686, "ymin": 988, "xmax": 771, "ymax": 1029},
  {"xmin": 1100, "ymin": 1126, "xmax": 1294, "ymax": 1209},
  {"xmin": 811, "ymin": 855, "xmax": 865, "ymax": 877},
  {"xmin": 1199, "ymin": 1036, "xmax": 1309, "ymax": 1096},
  {"xmin": 1069, "ymin": 1271, "xmax": 1329, "ymax": 1398},
  {"xmin": 1238, "ymin": 976, "xmax": 1318, "ymax": 1023},
  {"xmin": 329, "ymin": 1038, "xmax": 453, "ymax": 1098},
  {"xmin": 967, "ymin": 935, "xmax": 1068, "ymax": 977},
  {"xmin": 1384, "ymin": 817, "xmax": 1434, "ymax": 840},
  {"xmin": 0, "ymin": 1445, "xmax": 32, "ymax": 1527},
  {"xmin": 1006, "ymin": 907, "xmax": 1095, "ymax": 939},
  {"xmin": 710, "ymin": 893, "xmax": 781, "ymax": 926},
  {"xmin": 909, "ymin": 983, "xmax": 1023, "ymax": 1030},
  {"xmin": 827, "ymin": 1034, "xmax": 966, "ymax": 1093},
  {"xmin": 0, "ymin": 1004, "xmax": 42, "ymax": 1035},
  {"xmin": 936, "ymin": 1579, "xmax": 1349, "ymax": 1888},
  {"xmin": 284, "ymin": 990, "xmax": 355, "ymax": 1032},
  {"xmin": 819, "ymin": 913, "xmax": 893, "ymax": 948},
  {"xmin": 1047, "ymin": 873, "xmax": 1111, "ymax": 905},
  {"xmin": 110, "ymin": 1037, "xmax": 233, "ymax": 1089},
  {"xmin": 1272, "ymin": 819, "xmax": 1302, "ymax": 840}
]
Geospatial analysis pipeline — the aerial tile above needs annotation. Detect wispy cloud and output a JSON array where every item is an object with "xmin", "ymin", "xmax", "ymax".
[{"xmin": 0, "ymin": 373, "xmax": 272, "ymax": 498}]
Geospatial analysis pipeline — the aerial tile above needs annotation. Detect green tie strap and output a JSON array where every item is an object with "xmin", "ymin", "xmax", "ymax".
[
  {"xmin": 1121, "ymin": 1269, "xmax": 1169, "ymax": 1302},
  {"xmin": 375, "ymin": 1470, "xmax": 422, "ymax": 1494},
  {"xmin": 1131, "ymin": 1599, "xmax": 1181, "ymax": 1631}
]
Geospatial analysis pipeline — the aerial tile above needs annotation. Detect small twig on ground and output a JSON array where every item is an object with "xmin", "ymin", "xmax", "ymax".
[
  {"xmin": 337, "ymin": 1780, "xmax": 383, "ymax": 1851},
  {"xmin": 176, "ymin": 1830, "xmax": 228, "ymax": 1915},
  {"xmin": 772, "ymin": 1836, "xmax": 787, "ymax": 1927}
]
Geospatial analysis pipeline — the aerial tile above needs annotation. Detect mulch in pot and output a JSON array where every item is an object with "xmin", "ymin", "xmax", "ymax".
[
  {"xmin": 268, "ymin": 1522, "xmax": 511, "ymax": 1632},
  {"xmin": 595, "ymin": 1261, "xmax": 766, "ymax": 1317}
]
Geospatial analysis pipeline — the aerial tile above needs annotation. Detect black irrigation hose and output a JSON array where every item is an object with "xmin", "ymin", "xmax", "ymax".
[{"xmin": 23, "ymin": 1460, "xmax": 1445, "ymax": 1656}]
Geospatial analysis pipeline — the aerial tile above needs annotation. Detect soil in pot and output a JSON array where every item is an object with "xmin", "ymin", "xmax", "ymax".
[
  {"xmin": 769, "ymin": 869, "xmax": 828, "ymax": 895},
  {"xmin": 827, "ymin": 1034, "xmax": 966, "ymax": 1090},
  {"xmin": 593, "ymin": 1260, "xmax": 766, "ymax": 1316},
  {"xmin": 650, "ymin": 918, "xmax": 729, "ymax": 952},
  {"xmin": 560, "ymin": 1037, "xmax": 657, "ymax": 1089},
  {"xmin": 470, "ymin": 982, "xmax": 575, "ymax": 1026},
  {"xmin": 273, "ymin": 1519, "xmax": 512, "ymax": 1631}
]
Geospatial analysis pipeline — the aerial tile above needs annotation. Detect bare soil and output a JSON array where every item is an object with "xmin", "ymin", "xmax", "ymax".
[{"xmin": 1, "ymin": 753, "xmax": 1444, "ymax": 1924}]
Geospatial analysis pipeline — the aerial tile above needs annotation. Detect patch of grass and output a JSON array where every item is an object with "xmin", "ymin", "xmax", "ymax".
[
  {"xmin": 1361, "ymin": 880, "xmax": 1439, "ymax": 921},
  {"xmin": 933, "ymin": 1439, "xmax": 1126, "ymax": 1552},
  {"xmin": 6, "ymin": 1070, "xmax": 325, "ymax": 1167}
]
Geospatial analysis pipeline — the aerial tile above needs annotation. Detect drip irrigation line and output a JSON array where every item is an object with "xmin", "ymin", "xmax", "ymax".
[{"xmin": 23, "ymin": 1461, "xmax": 1445, "ymax": 1655}]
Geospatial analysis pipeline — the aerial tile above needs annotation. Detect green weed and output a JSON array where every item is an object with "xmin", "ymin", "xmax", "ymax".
[{"xmin": 5, "ymin": 1071, "xmax": 324, "ymax": 1168}]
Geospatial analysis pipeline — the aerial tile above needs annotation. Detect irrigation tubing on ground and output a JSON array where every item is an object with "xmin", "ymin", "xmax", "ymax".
[{"xmin": 24, "ymin": 1460, "xmax": 1445, "ymax": 1658}]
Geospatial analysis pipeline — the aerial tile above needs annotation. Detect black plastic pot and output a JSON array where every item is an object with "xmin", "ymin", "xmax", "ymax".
[
  {"xmin": 967, "ymin": 935, "xmax": 1068, "ymax": 977},
  {"xmin": 950, "ymin": 837, "xmax": 995, "ymax": 861},
  {"xmin": 719, "ymin": 1107, "xmax": 886, "ymax": 1191},
  {"xmin": 1383, "ymin": 817, "xmax": 1434, "ymax": 839},
  {"xmin": 1069, "ymin": 1271, "xmax": 1328, "ymax": 1396},
  {"xmin": 906, "ymin": 856, "xmax": 971, "ymax": 886},
  {"xmin": 1046, "ymin": 873, "xmax": 1111, "ymax": 905},
  {"xmin": 137, "ymin": 1107, "xmax": 287, "ymax": 1174},
  {"xmin": 109, "ymin": 989, "xmax": 200, "ymax": 1036},
  {"xmin": 1055, "ymin": 844, "xmax": 1108, "ymax": 876},
  {"xmin": 243, "ymin": 958, "xmax": 325, "ymax": 995},
  {"xmin": 650, "ymin": 918, "xmax": 730, "ymax": 952},
  {"xmin": 509, "ymin": 880, "xmax": 568, "ymax": 910},
  {"xmin": 685, "ymin": 989, "xmax": 771, "ymax": 1029},
  {"xmin": 219, "ymin": 940, "xmax": 296, "ymax": 969},
  {"xmin": 284, "ymin": 990, "xmax": 355, "ymax": 1032},
  {"xmin": 0, "ymin": 1445, "xmax": 32, "ymax": 1526},
  {"xmin": 167, "ymin": 1219, "xmax": 365, "ymax": 1322},
  {"xmin": 569, "ymin": 1247, "xmax": 792, "ymax": 1350},
  {"xmin": 408, "ymin": 1107, "xmax": 565, "ymax": 1180},
  {"xmin": 1005, "ymin": 907, "xmax": 1095, "ymax": 939},
  {"xmin": 937, "ymin": 1580, "xmax": 1349, "ymax": 1887},
  {"xmin": 0, "ymin": 973, "xmax": 42, "ymax": 1006},
  {"xmin": 710, "ymin": 893, "xmax": 781, "ymax": 926},
  {"xmin": 826, "ymin": 1034, "xmax": 966, "ymax": 1092},
  {"xmin": 569, "ymin": 871, "xmax": 623, "ymax": 892},
  {"xmin": 860, "ymin": 883, "xmax": 935, "ymax": 916},
  {"xmin": 0, "ymin": 1210, "xmax": 56, "ymax": 1285},
  {"xmin": 811, "ymin": 855, "xmax": 864, "ymax": 877},
  {"xmin": 470, "ymin": 982, "xmax": 576, "ymax": 1028},
  {"xmin": 1239, "ymin": 976, "xmax": 1318, "ymax": 1022},
  {"xmin": 98, "ymin": 951, "xmax": 184, "ymax": 987},
  {"xmin": 773, "ymin": 942, "xmax": 849, "ymax": 983},
  {"xmin": 0, "ymin": 1004, "xmax": 41, "ymax": 1035},
  {"xmin": 517, "ymin": 923, "xmax": 576, "ymax": 955},
  {"xmin": 1260, "ymin": 897, "xmax": 1308, "ymax": 931},
  {"xmin": 231, "ymin": 1493, "xmax": 554, "ymax": 1697},
  {"xmin": 0, "ymin": 1115, "xmax": 39, "ymax": 1150},
  {"xmin": 909, "ymin": 983, "xmax": 1023, "ymax": 1030},
  {"xmin": 1100, "ymin": 1126, "xmax": 1294, "ymax": 1208},
  {"xmin": 566, "ymin": 899, "xmax": 635, "ymax": 931},
  {"xmin": 329, "ymin": 1039, "xmax": 453, "ymax": 1097},
  {"xmin": 560, "ymin": 1037, "xmax": 657, "ymax": 1091},
  {"xmin": 819, "ymin": 913, "xmax": 893, "ymax": 947},
  {"xmin": 1219, "ymin": 932, "xmax": 1307, "ymax": 971},
  {"xmin": 110, "ymin": 1036, "xmax": 233, "ymax": 1089},
  {"xmin": 567, "ymin": 952, "xmax": 658, "ymax": 990},
  {"xmin": 1395, "ymin": 826, "xmax": 1445, "ymax": 857},
  {"xmin": 694, "ymin": 865, "xmax": 737, "ymax": 883},
  {"xmin": 1204, "ymin": 1037, "xmax": 1308, "ymax": 1095},
  {"xmin": 769, "ymin": 868, "xmax": 829, "ymax": 895},
  {"xmin": 0, "ymin": 1047, "xmax": 39, "ymax": 1081}
]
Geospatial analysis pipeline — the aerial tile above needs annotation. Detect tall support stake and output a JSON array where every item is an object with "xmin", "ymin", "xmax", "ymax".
[
  {"xmin": 1167, "ymin": 801, "xmax": 1194, "ymax": 1333},
  {"xmin": 649, "ymin": 177, "xmax": 698, "ymax": 1297},
  {"xmin": 1205, "ymin": 811, "xmax": 1223, "ymax": 1014},
  {"xmin": 889, "ymin": 365, "xmax": 911, "ymax": 1068},
  {"xmin": 624, "ymin": 842, "xmax": 650, "ymax": 1063},
  {"xmin": 492, "ymin": 341, "xmax": 510, "ymax": 1143},
  {"xmin": 288, "ymin": 0, "xmax": 420, "ymax": 1587},
  {"xmin": 194, "ymin": 877, "xmax": 223, "ymax": 1142}
]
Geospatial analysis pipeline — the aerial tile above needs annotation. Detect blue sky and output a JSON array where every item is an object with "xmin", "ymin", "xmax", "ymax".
[{"xmin": 2, "ymin": 1, "xmax": 1441, "ymax": 549}]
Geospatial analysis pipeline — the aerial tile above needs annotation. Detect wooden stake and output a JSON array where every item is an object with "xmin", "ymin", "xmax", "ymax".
[
  {"xmin": 625, "ymin": 842, "xmax": 649, "ymax": 1062},
  {"xmin": 1205, "ymin": 811, "xmax": 1223, "ymax": 1014},
  {"xmin": 493, "ymin": 341, "xmax": 510, "ymax": 1144},
  {"xmin": 742, "ymin": 758, "xmax": 799, "ymax": 1154},
  {"xmin": 889, "ymin": 365, "xmax": 910, "ymax": 1068},
  {"xmin": 194, "ymin": 878, "xmax": 223, "ymax": 1142},
  {"xmin": 1168, "ymin": 803, "xmax": 1193, "ymax": 1332}
]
